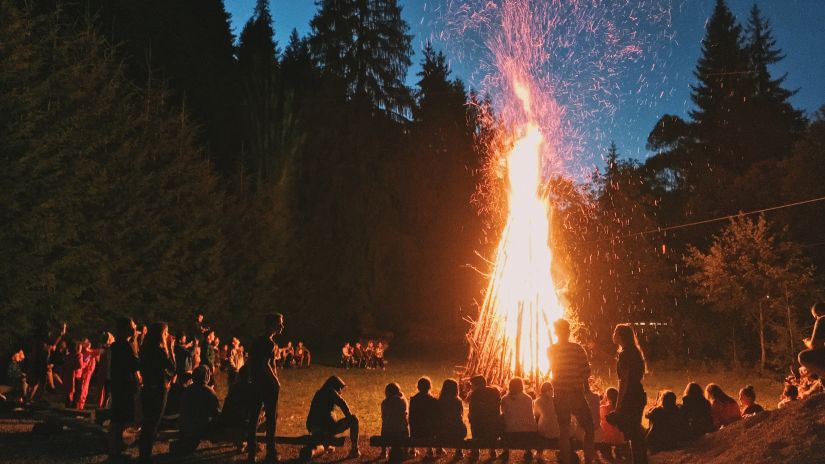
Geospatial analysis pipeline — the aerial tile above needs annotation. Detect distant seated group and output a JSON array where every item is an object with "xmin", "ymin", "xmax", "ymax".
[
  {"xmin": 340, "ymin": 340, "xmax": 387, "ymax": 370},
  {"xmin": 274, "ymin": 341, "xmax": 312, "ymax": 369}
]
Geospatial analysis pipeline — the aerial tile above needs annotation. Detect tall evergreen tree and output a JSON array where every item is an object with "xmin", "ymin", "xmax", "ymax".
[{"xmin": 309, "ymin": 0, "xmax": 413, "ymax": 114}]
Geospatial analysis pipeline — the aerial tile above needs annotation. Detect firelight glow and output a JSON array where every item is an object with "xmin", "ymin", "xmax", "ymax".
[{"xmin": 466, "ymin": 81, "xmax": 566, "ymax": 385}]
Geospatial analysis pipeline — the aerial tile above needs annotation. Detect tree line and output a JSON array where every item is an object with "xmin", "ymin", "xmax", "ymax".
[{"xmin": 1, "ymin": 0, "xmax": 822, "ymax": 370}]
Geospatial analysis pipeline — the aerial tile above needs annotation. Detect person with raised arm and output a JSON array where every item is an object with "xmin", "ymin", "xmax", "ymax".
[{"xmin": 247, "ymin": 313, "xmax": 284, "ymax": 463}]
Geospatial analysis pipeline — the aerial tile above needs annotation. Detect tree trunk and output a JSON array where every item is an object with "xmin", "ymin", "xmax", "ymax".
[{"xmin": 759, "ymin": 300, "xmax": 766, "ymax": 370}]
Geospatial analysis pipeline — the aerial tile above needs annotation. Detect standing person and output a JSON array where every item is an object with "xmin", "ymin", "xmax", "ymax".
[
  {"xmin": 680, "ymin": 382, "xmax": 714, "ymax": 440},
  {"xmin": 705, "ymin": 384, "xmax": 740, "ymax": 429},
  {"xmin": 374, "ymin": 342, "xmax": 386, "ymax": 370},
  {"xmin": 138, "ymin": 322, "xmax": 176, "ymax": 464},
  {"xmin": 26, "ymin": 322, "xmax": 66, "ymax": 403},
  {"xmin": 174, "ymin": 332, "xmax": 196, "ymax": 379},
  {"xmin": 799, "ymin": 302, "xmax": 825, "ymax": 377},
  {"xmin": 548, "ymin": 319, "xmax": 595, "ymax": 464},
  {"xmin": 227, "ymin": 337, "xmax": 244, "ymax": 385},
  {"xmin": 380, "ymin": 382, "xmax": 409, "ymax": 460},
  {"xmin": 4, "ymin": 349, "xmax": 28, "ymax": 403},
  {"xmin": 608, "ymin": 323, "xmax": 648, "ymax": 464},
  {"xmin": 201, "ymin": 330, "xmax": 217, "ymax": 370},
  {"xmin": 533, "ymin": 381, "xmax": 559, "ymax": 462},
  {"xmin": 353, "ymin": 342, "xmax": 364, "ymax": 368},
  {"xmin": 247, "ymin": 313, "xmax": 285, "ymax": 463},
  {"xmin": 49, "ymin": 340, "xmax": 68, "ymax": 391},
  {"xmin": 468, "ymin": 375, "xmax": 501, "ymax": 460},
  {"xmin": 108, "ymin": 317, "xmax": 140, "ymax": 461},
  {"xmin": 306, "ymin": 376, "xmax": 360, "ymax": 458},
  {"xmin": 436, "ymin": 379, "xmax": 467, "ymax": 460},
  {"xmin": 74, "ymin": 338, "xmax": 99, "ymax": 410},
  {"xmin": 410, "ymin": 376, "xmax": 439, "ymax": 457},
  {"xmin": 364, "ymin": 341, "xmax": 375, "ymax": 369},
  {"xmin": 341, "ymin": 343, "xmax": 353, "ymax": 369},
  {"xmin": 500, "ymin": 377, "xmax": 537, "ymax": 461},
  {"xmin": 92, "ymin": 332, "xmax": 114, "ymax": 410}
]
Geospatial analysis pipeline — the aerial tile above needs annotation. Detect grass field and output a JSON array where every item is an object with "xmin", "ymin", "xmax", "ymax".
[{"xmin": 266, "ymin": 356, "xmax": 785, "ymax": 437}]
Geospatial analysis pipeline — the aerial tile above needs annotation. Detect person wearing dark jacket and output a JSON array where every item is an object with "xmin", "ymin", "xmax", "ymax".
[
  {"xmin": 438, "ymin": 378, "xmax": 467, "ymax": 460},
  {"xmin": 306, "ymin": 375, "xmax": 360, "ymax": 458},
  {"xmin": 108, "ymin": 317, "xmax": 140, "ymax": 461},
  {"xmin": 220, "ymin": 365, "xmax": 253, "ymax": 452},
  {"xmin": 247, "ymin": 313, "xmax": 285, "ymax": 463},
  {"xmin": 176, "ymin": 365, "xmax": 220, "ymax": 454},
  {"xmin": 468, "ymin": 375, "xmax": 501, "ymax": 460},
  {"xmin": 679, "ymin": 382, "xmax": 715, "ymax": 440},
  {"xmin": 645, "ymin": 391, "xmax": 683, "ymax": 452},
  {"xmin": 409, "ymin": 376, "xmax": 439, "ymax": 457},
  {"xmin": 610, "ymin": 324, "xmax": 648, "ymax": 464},
  {"xmin": 138, "ymin": 322, "xmax": 176, "ymax": 464}
]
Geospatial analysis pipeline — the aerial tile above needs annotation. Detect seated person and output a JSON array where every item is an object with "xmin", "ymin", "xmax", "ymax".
[
  {"xmin": 777, "ymin": 384, "xmax": 799, "ymax": 409},
  {"xmin": 295, "ymin": 342, "xmax": 311, "ymax": 368},
  {"xmin": 352, "ymin": 343, "xmax": 364, "ymax": 368},
  {"xmin": 468, "ymin": 375, "xmax": 502, "ymax": 460},
  {"xmin": 533, "ymin": 381, "xmax": 560, "ymax": 462},
  {"xmin": 798, "ymin": 367, "xmax": 824, "ymax": 398},
  {"xmin": 799, "ymin": 302, "xmax": 825, "ymax": 377},
  {"xmin": 306, "ymin": 376, "xmax": 360, "ymax": 458},
  {"xmin": 2, "ymin": 349, "xmax": 27, "ymax": 403},
  {"xmin": 501, "ymin": 377, "xmax": 537, "ymax": 461},
  {"xmin": 281, "ymin": 342, "xmax": 296, "ymax": 369},
  {"xmin": 380, "ymin": 382, "xmax": 409, "ymax": 460},
  {"xmin": 706, "ymin": 384, "xmax": 741, "ymax": 429},
  {"xmin": 410, "ymin": 377, "xmax": 439, "ymax": 457},
  {"xmin": 573, "ymin": 380, "xmax": 603, "ymax": 445},
  {"xmin": 645, "ymin": 391, "xmax": 683, "ymax": 452},
  {"xmin": 176, "ymin": 365, "xmax": 221, "ymax": 454},
  {"xmin": 437, "ymin": 379, "xmax": 467, "ymax": 459},
  {"xmin": 738, "ymin": 385, "xmax": 764, "ymax": 417},
  {"xmin": 680, "ymin": 382, "xmax": 715, "ymax": 438}
]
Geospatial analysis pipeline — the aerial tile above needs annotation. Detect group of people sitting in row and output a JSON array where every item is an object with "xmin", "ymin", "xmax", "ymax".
[{"xmin": 341, "ymin": 340, "xmax": 388, "ymax": 370}]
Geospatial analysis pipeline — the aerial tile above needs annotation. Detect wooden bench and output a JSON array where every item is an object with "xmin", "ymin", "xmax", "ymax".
[{"xmin": 369, "ymin": 435, "xmax": 633, "ymax": 462}]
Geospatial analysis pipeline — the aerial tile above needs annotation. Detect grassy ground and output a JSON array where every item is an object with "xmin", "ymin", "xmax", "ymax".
[{"xmin": 0, "ymin": 356, "xmax": 786, "ymax": 463}]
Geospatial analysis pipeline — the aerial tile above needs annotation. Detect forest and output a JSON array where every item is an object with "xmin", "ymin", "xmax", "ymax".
[{"xmin": 1, "ymin": 0, "xmax": 823, "ymax": 370}]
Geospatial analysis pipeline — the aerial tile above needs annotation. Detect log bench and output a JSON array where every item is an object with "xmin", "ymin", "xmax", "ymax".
[{"xmin": 369, "ymin": 435, "xmax": 633, "ymax": 463}]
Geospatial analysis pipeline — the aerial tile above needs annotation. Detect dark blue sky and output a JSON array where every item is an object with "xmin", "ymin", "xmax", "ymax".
[{"xmin": 225, "ymin": 0, "xmax": 825, "ymax": 165}]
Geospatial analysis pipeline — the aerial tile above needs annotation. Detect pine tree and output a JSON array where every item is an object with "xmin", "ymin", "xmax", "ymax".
[{"xmin": 309, "ymin": 0, "xmax": 413, "ymax": 114}]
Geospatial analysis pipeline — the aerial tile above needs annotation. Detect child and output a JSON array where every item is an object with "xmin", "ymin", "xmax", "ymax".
[
  {"xmin": 645, "ymin": 391, "xmax": 683, "ymax": 452},
  {"xmin": 410, "ymin": 377, "xmax": 439, "ymax": 457},
  {"xmin": 680, "ymin": 382, "xmax": 714, "ymax": 439},
  {"xmin": 600, "ymin": 388, "xmax": 624, "ymax": 444},
  {"xmin": 738, "ymin": 385, "xmax": 764, "ymax": 417},
  {"xmin": 500, "ymin": 377, "xmax": 537, "ymax": 461},
  {"xmin": 705, "ymin": 384, "xmax": 741, "ymax": 429},
  {"xmin": 777, "ymin": 384, "xmax": 799, "ymax": 409},
  {"xmin": 799, "ymin": 302, "xmax": 825, "ymax": 377},
  {"xmin": 381, "ymin": 382, "xmax": 409, "ymax": 461},
  {"xmin": 437, "ymin": 379, "xmax": 467, "ymax": 459},
  {"xmin": 573, "ymin": 380, "xmax": 603, "ymax": 445}
]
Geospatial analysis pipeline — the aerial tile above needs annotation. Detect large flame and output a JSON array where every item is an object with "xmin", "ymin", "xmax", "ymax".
[{"xmin": 466, "ymin": 82, "xmax": 566, "ymax": 386}]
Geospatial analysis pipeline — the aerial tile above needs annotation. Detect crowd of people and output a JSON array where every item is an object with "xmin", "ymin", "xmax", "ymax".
[
  {"xmin": 0, "ymin": 301, "xmax": 823, "ymax": 464},
  {"xmin": 340, "ymin": 340, "xmax": 388, "ymax": 370}
]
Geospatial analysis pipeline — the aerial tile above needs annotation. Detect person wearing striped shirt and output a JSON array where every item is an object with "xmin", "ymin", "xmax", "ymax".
[{"xmin": 548, "ymin": 319, "xmax": 594, "ymax": 464}]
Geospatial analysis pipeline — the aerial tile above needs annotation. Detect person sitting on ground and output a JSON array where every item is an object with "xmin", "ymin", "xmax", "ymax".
[
  {"xmin": 281, "ymin": 342, "xmax": 296, "ymax": 369},
  {"xmin": 468, "ymin": 375, "xmax": 502, "ymax": 460},
  {"xmin": 799, "ymin": 302, "xmax": 825, "ymax": 378},
  {"xmin": 797, "ymin": 366, "xmax": 824, "ymax": 398},
  {"xmin": 219, "ymin": 365, "xmax": 253, "ymax": 452},
  {"xmin": 295, "ymin": 341, "xmax": 311, "ymax": 368},
  {"xmin": 501, "ymin": 376, "xmax": 537, "ymax": 461},
  {"xmin": 306, "ymin": 375, "xmax": 360, "ymax": 458},
  {"xmin": 374, "ymin": 342, "xmax": 387, "ymax": 370},
  {"xmin": 353, "ymin": 342, "xmax": 365, "ymax": 368},
  {"xmin": 2, "ymin": 349, "xmax": 27, "ymax": 403},
  {"xmin": 341, "ymin": 343, "xmax": 353, "ymax": 369},
  {"xmin": 380, "ymin": 382, "xmax": 409, "ymax": 461},
  {"xmin": 705, "ymin": 384, "xmax": 741, "ymax": 429},
  {"xmin": 177, "ymin": 365, "xmax": 221, "ymax": 454},
  {"xmin": 533, "ymin": 381, "xmax": 559, "ymax": 462},
  {"xmin": 645, "ymin": 391, "xmax": 683, "ymax": 452},
  {"xmin": 436, "ymin": 378, "xmax": 467, "ymax": 459},
  {"xmin": 680, "ymin": 382, "xmax": 714, "ymax": 439},
  {"xmin": 738, "ymin": 385, "xmax": 764, "ymax": 417},
  {"xmin": 777, "ymin": 384, "xmax": 799, "ymax": 409},
  {"xmin": 410, "ymin": 376, "xmax": 439, "ymax": 458}
]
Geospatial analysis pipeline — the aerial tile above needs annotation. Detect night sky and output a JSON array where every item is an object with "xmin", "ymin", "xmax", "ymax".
[{"xmin": 225, "ymin": 0, "xmax": 825, "ymax": 166}]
